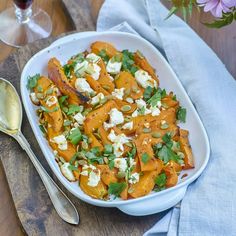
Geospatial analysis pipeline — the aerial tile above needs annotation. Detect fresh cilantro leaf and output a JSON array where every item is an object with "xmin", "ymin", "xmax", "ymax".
[
  {"xmin": 172, "ymin": 95, "xmax": 177, "ymax": 101},
  {"xmin": 162, "ymin": 132, "xmax": 173, "ymax": 148},
  {"xmin": 27, "ymin": 74, "xmax": 40, "ymax": 90},
  {"xmin": 98, "ymin": 49, "xmax": 109, "ymax": 63},
  {"xmin": 41, "ymin": 106, "xmax": 59, "ymax": 113},
  {"xmin": 59, "ymin": 95, "xmax": 68, "ymax": 107},
  {"xmin": 143, "ymin": 86, "xmax": 153, "ymax": 101},
  {"xmin": 108, "ymin": 182, "xmax": 127, "ymax": 197},
  {"xmin": 68, "ymin": 164, "xmax": 79, "ymax": 172},
  {"xmin": 147, "ymin": 89, "xmax": 161, "ymax": 107},
  {"xmin": 67, "ymin": 104, "xmax": 83, "ymax": 115},
  {"xmin": 141, "ymin": 152, "xmax": 150, "ymax": 164},
  {"xmin": 91, "ymin": 146, "xmax": 100, "ymax": 155},
  {"xmin": 108, "ymin": 160, "xmax": 115, "ymax": 170},
  {"xmin": 68, "ymin": 128, "xmax": 82, "ymax": 145},
  {"xmin": 158, "ymin": 145, "xmax": 180, "ymax": 164},
  {"xmin": 138, "ymin": 106, "xmax": 145, "ymax": 115},
  {"xmin": 155, "ymin": 173, "xmax": 167, "ymax": 188},
  {"xmin": 161, "ymin": 89, "xmax": 167, "ymax": 98},
  {"xmin": 39, "ymin": 124, "xmax": 46, "ymax": 134},
  {"xmin": 130, "ymin": 66, "xmax": 138, "ymax": 76},
  {"xmin": 104, "ymin": 144, "xmax": 113, "ymax": 154},
  {"xmin": 176, "ymin": 107, "xmax": 187, "ymax": 123}
]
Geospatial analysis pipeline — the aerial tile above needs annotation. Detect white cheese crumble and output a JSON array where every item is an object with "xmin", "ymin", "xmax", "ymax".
[
  {"xmin": 45, "ymin": 96, "xmax": 57, "ymax": 107},
  {"xmin": 87, "ymin": 63, "xmax": 101, "ymax": 81},
  {"xmin": 103, "ymin": 108, "xmax": 124, "ymax": 130},
  {"xmin": 60, "ymin": 163, "xmax": 75, "ymax": 181},
  {"xmin": 73, "ymin": 112, "xmax": 85, "ymax": 125},
  {"xmin": 114, "ymin": 158, "xmax": 128, "ymax": 172},
  {"xmin": 75, "ymin": 78, "xmax": 94, "ymax": 93},
  {"xmin": 74, "ymin": 60, "xmax": 89, "ymax": 75},
  {"xmin": 80, "ymin": 170, "xmax": 88, "ymax": 176},
  {"xmin": 30, "ymin": 92, "xmax": 40, "ymax": 104},
  {"xmin": 132, "ymin": 98, "xmax": 151, "ymax": 117},
  {"xmin": 88, "ymin": 169, "xmax": 101, "ymax": 187},
  {"xmin": 112, "ymin": 88, "xmax": 125, "ymax": 100},
  {"xmin": 122, "ymin": 121, "xmax": 133, "ymax": 130},
  {"xmin": 86, "ymin": 53, "xmax": 101, "ymax": 63},
  {"xmin": 134, "ymin": 69, "xmax": 157, "ymax": 88},
  {"xmin": 128, "ymin": 172, "xmax": 140, "ymax": 184},
  {"xmin": 51, "ymin": 135, "xmax": 68, "ymax": 150},
  {"xmin": 90, "ymin": 92, "xmax": 105, "ymax": 105},
  {"xmin": 150, "ymin": 106, "xmax": 160, "ymax": 116},
  {"xmin": 108, "ymin": 129, "xmax": 130, "ymax": 157},
  {"xmin": 106, "ymin": 59, "xmax": 122, "ymax": 74}
]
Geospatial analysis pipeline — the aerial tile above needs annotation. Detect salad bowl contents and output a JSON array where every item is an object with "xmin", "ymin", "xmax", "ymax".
[{"xmin": 27, "ymin": 40, "xmax": 195, "ymax": 201}]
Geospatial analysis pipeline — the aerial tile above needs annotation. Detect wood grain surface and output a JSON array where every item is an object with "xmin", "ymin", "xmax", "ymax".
[{"xmin": 0, "ymin": 0, "xmax": 235, "ymax": 235}]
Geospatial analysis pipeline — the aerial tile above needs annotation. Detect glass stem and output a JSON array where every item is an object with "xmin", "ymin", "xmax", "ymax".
[{"xmin": 14, "ymin": 5, "xmax": 32, "ymax": 24}]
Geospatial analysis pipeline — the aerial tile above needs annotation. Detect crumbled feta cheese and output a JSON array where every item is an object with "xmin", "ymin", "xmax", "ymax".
[
  {"xmin": 106, "ymin": 60, "xmax": 122, "ymax": 74},
  {"xmin": 122, "ymin": 121, "xmax": 133, "ymax": 130},
  {"xmin": 136, "ymin": 98, "xmax": 147, "ymax": 109},
  {"xmin": 60, "ymin": 163, "xmax": 75, "ymax": 181},
  {"xmin": 112, "ymin": 88, "xmax": 125, "ymax": 100},
  {"xmin": 86, "ymin": 53, "xmax": 101, "ymax": 63},
  {"xmin": 150, "ymin": 106, "xmax": 160, "ymax": 116},
  {"xmin": 90, "ymin": 93, "xmax": 105, "ymax": 105},
  {"xmin": 75, "ymin": 78, "xmax": 94, "ymax": 93},
  {"xmin": 134, "ymin": 98, "xmax": 151, "ymax": 116},
  {"xmin": 87, "ymin": 63, "xmax": 101, "ymax": 81},
  {"xmin": 46, "ymin": 96, "xmax": 57, "ymax": 107},
  {"xmin": 108, "ymin": 129, "xmax": 130, "ymax": 157},
  {"xmin": 126, "ymin": 97, "xmax": 134, "ymax": 104},
  {"xmin": 134, "ymin": 69, "xmax": 157, "ymax": 88},
  {"xmin": 80, "ymin": 170, "xmax": 88, "ymax": 176},
  {"xmin": 73, "ymin": 112, "xmax": 85, "ymax": 125},
  {"xmin": 128, "ymin": 172, "xmax": 140, "ymax": 184},
  {"xmin": 74, "ymin": 60, "xmax": 89, "ymax": 75},
  {"xmin": 103, "ymin": 108, "xmax": 124, "ymax": 130},
  {"xmin": 131, "ymin": 110, "xmax": 138, "ymax": 117},
  {"xmin": 88, "ymin": 169, "xmax": 101, "ymax": 187},
  {"xmin": 51, "ymin": 135, "xmax": 67, "ymax": 150},
  {"xmin": 30, "ymin": 92, "xmax": 39, "ymax": 104},
  {"xmin": 114, "ymin": 158, "xmax": 128, "ymax": 172},
  {"xmin": 129, "ymin": 158, "xmax": 136, "ymax": 167}
]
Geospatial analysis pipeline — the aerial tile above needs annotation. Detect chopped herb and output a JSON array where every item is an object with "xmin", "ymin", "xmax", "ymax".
[
  {"xmin": 41, "ymin": 106, "xmax": 59, "ymax": 113},
  {"xmin": 69, "ymin": 153, "xmax": 78, "ymax": 164},
  {"xmin": 172, "ymin": 95, "xmax": 177, "ymax": 101},
  {"xmin": 157, "ymin": 145, "xmax": 181, "ymax": 164},
  {"xmin": 59, "ymin": 95, "xmax": 68, "ymax": 107},
  {"xmin": 155, "ymin": 173, "xmax": 167, "ymax": 190},
  {"xmin": 161, "ymin": 89, "xmax": 167, "ymax": 98},
  {"xmin": 108, "ymin": 182, "xmax": 127, "ymax": 197},
  {"xmin": 176, "ymin": 107, "xmax": 187, "ymax": 123},
  {"xmin": 68, "ymin": 128, "xmax": 82, "ymax": 145},
  {"xmin": 138, "ymin": 106, "xmax": 146, "ymax": 115},
  {"xmin": 104, "ymin": 144, "xmax": 113, "ymax": 154},
  {"xmin": 143, "ymin": 86, "xmax": 153, "ymax": 101},
  {"xmin": 108, "ymin": 160, "xmax": 115, "ymax": 169},
  {"xmin": 67, "ymin": 104, "xmax": 83, "ymax": 115},
  {"xmin": 130, "ymin": 66, "xmax": 138, "ymax": 76},
  {"xmin": 63, "ymin": 64, "xmax": 74, "ymax": 78},
  {"xmin": 90, "ymin": 146, "xmax": 100, "ymax": 155},
  {"xmin": 27, "ymin": 74, "xmax": 40, "ymax": 90},
  {"xmin": 68, "ymin": 164, "xmax": 79, "ymax": 172},
  {"xmin": 39, "ymin": 124, "xmax": 46, "ymax": 134},
  {"xmin": 121, "ymin": 50, "xmax": 138, "ymax": 76},
  {"xmin": 141, "ymin": 152, "xmax": 150, "ymax": 164},
  {"xmin": 98, "ymin": 49, "xmax": 109, "ymax": 63},
  {"xmin": 162, "ymin": 132, "xmax": 173, "ymax": 147},
  {"xmin": 147, "ymin": 89, "xmax": 161, "ymax": 107}
]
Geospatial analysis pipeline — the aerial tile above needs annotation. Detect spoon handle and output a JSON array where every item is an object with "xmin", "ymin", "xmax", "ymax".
[{"xmin": 14, "ymin": 131, "xmax": 79, "ymax": 225}]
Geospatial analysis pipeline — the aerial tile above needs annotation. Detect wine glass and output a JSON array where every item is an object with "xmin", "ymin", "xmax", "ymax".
[{"xmin": 0, "ymin": 0, "xmax": 52, "ymax": 47}]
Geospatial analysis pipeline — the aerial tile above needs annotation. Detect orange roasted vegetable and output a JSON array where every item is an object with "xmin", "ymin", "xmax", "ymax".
[
  {"xmin": 98, "ymin": 165, "xmax": 118, "ymax": 186},
  {"xmin": 179, "ymin": 129, "xmax": 194, "ymax": 169},
  {"xmin": 163, "ymin": 165, "xmax": 178, "ymax": 188},
  {"xmin": 91, "ymin": 41, "xmax": 118, "ymax": 58},
  {"xmin": 48, "ymin": 57, "xmax": 89, "ymax": 104}
]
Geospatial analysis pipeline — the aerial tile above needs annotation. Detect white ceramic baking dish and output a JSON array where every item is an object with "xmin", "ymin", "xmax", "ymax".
[{"xmin": 20, "ymin": 31, "xmax": 210, "ymax": 216}]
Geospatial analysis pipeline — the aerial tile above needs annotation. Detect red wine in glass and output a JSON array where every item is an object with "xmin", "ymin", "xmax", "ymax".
[{"xmin": 13, "ymin": 0, "xmax": 33, "ymax": 10}]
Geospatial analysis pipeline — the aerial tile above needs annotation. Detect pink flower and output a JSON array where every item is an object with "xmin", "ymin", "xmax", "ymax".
[{"xmin": 197, "ymin": 0, "xmax": 236, "ymax": 17}]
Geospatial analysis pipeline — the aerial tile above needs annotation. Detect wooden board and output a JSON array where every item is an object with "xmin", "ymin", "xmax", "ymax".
[{"xmin": 0, "ymin": 0, "xmax": 164, "ymax": 235}]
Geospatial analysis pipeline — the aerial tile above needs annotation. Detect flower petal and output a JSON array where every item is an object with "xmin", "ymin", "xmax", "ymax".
[{"xmin": 204, "ymin": 0, "xmax": 219, "ymax": 12}]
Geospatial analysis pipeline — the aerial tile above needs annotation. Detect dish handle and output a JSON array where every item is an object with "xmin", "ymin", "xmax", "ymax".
[{"xmin": 117, "ymin": 186, "xmax": 187, "ymax": 216}]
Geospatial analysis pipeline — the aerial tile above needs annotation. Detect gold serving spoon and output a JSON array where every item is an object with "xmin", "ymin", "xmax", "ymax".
[{"xmin": 0, "ymin": 78, "xmax": 79, "ymax": 225}]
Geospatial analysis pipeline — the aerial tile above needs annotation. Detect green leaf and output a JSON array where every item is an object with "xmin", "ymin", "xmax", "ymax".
[
  {"xmin": 182, "ymin": 6, "xmax": 187, "ymax": 21},
  {"xmin": 69, "ymin": 153, "xmax": 78, "ymax": 164},
  {"xmin": 41, "ymin": 106, "xmax": 59, "ymax": 113},
  {"xmin": 98, "ymin": 49, "xmax": 109, "ymax": 63},
  {"xmin": 108, "ymin": 182, "xmax": 127, "ymax": 197},
  {"xmin": 176, "ymin": 106, "xmax": 187, "ymax": 122},
  {"xmin": 143, "ymin": 86, "xmax": 153, "ymax": 101},
  {"xmin": 108, "ymin": 160, "xmax": 115, "ymax": 170},
  {"xmin": 158, "ymin": 145, "xmax": 180, "ymax": 164},
  {"xmin": 155, "ymin": 173, "xmax": 167, "ymax": 187},
  {"xmin": 67, "ymin": 104, "xmax": 83, "ymax": 115},
  {"xmin": 27, "ymin": 74, "xmax": 40, "ymax": 90},
  {"xmin": 204, "ymin": 11, "xmax": 234, "ymax": 28},
  {"xmin": 59, "ymin": 95, "xmax": 68, "ymax": 107},
  {"xmin": 39, "ymin": 124, "xmax": 46, "ymax": 134},
  {"xmin": 141, "ymin": 152, "xmax": 150, "ymax": 164},
  {"xmin": 165, "ymin": 6, "xmax": 178, "ymax": 20},
  {"xmin": 147, "ymin": 89, "xmax": 161, "ymax": 107},
  {"xmin": 162, "ymin": 132, "xmax": 173, "ymax": 147},
  {"xmin": 68, "ymin": 128, "xmax": 82, "ymax": 145},
  {"xmin": 122, "ymin": 50, "xmax": 138, "ymax": 75},
  {"xmin": 68, "ymin": 164, "xmax": 79, "ymax": 172},
  {"xmin": 90, "ymin": 146, "xmax": 100, "ymax": 155},
  {"xmin": 104, "ymin": 144, "xmax": 113, "ymax": 154}
]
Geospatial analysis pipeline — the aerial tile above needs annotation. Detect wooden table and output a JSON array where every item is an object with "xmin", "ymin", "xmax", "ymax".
[{"xmin": 0, "ymin": 0, "xmax": 235, "ymax": 235}]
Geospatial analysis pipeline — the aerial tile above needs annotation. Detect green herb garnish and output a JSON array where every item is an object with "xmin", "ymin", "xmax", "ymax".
[
  {"xmin": 27, "ymin": 74, "xmax": 40, "ymax": 90},
  {"xmin": 155, "ymin": 173, "xmax": 167, "ymax": 191},
  {"xmin": 176, "ymin": 106, "xmax": 187, "ymax": 123},
  {"xmin": 98, "ymin": 49, "xmax": 109, "ymax": 63},
  {"xmin": 68, "ymin": 128, "xmax": 82, "ymax": 145},
  {"xmin": 143, "ymin": 86, "xmax": 153, "ymax": 101},
  {"xmin": 108, "ymin": 182, "xmax": 127, "ymax": 197},
  {"xmin": 141, "ymin": 152, "xmax": 150, "ymax": 164}
]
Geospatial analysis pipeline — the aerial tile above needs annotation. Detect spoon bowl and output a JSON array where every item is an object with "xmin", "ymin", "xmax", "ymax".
[{"xmin": 0, "ymin": 77, "xmax": 79, "ymax": 225}]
